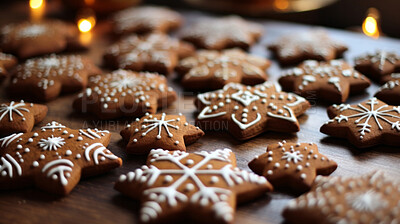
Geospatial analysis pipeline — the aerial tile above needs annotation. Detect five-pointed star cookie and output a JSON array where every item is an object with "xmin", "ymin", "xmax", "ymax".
[
  {"xmin": 104, "ymin": 33, "xmax": 194, "ymax": 74},
  {"xmin": 0, "ymin": 52, "xmax": 17, "ymax": 82},
  {"xmin": 375, "ymin": 74, "xmax": 400, "ymax": 105},
  {"xmin": 268, "ymin": 29, "xmax": 348, "ymax": 66},
  {"xmin": 195, "ymin": 82, "xmax": 310, "ymax": 140},
  {"xmin": 176, "ymin": 49, "xmax": 270, "ymax": 90},
  {"xmin": 355, "ymin": 50, "xmax": 400, "ymax": 83},
  {"xmin": 320, "ymin": 97, "xmax": 400, "ymax": 148},
  {"xmin": 112, "ymin": 6, "xmax": 182, "ymax": 35},
  {"xmin": 0, "ymin": 121, "xmax": 122, "ymax": 195},
  {"xmin": 249, "ymin": 141, "xmax": 337, "ymax": 194},
  {"xmin": 115, "ymin": 148, "xmax": 273, "ymax": 224},
  {"xmin": 279, "ymin": 60, "xmax": 371, "ymax": 103},
  {"xmin": 283, "ymin": 171, "xmax": 400, "ymax": 224},
  {"xmin": 181, "ymin": 16, "xmax": 263, "ymax": 50},
  {"xmin": 120, "ymin": 113, "xmax": 204, "ymax": 154},
  {"xmin": 73, "ymin": 69, "xmax": 177, "ymax": 119},
  {"xmin": 0, "ymin": 100, "xmax": 47, "ymax": 136},
  {"xmin": 1, "ymin": 20, "xmax": 84, "ymax": 58},
  {"xmin": 8, "ymin": 54, "xmax": 101, "ymax": 101}
]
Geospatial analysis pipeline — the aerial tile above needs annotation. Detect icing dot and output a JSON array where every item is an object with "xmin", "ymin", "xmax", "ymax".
[
  {"xmin": 210, "ymin": 176, "xmax": 219, "ymax": 184},
  {"xmin": 156, "ymin": 135, "xmax": 161, "ymax": 140},
  {"xmin": 133, "ymin": 139, "xmax": 138, "ymax": 143},
  {"xmin": 300, "ymin": 173, "xmax": 307, "ymax": 179},
  {"xmin": 17, "ymin": 145, "xmax": 23, "ymax": 149},
  {"xmin": 101, "ymin": 156, "xmax": 106, "ymax": 161},
  {"xmin": 185, "ymin": 183, "xmax": 194, "ymax": 191},
  {"xmin": 32, "ymin": 161, "xmax": 39, "ymax": 167},
  {"xmin": 62, "ymin": 130, "xmax": 68, "ymax": 134},
  {"xmin": 69, "ymin": 134, "xmax": 74, "ymax": 138},
  {"xmin": 1, "ymin": 171, "xmax": 6, "ymax": 176},
  {"xmin": 186, "ymin": 159, "xmax": 194, "ymax": 165},
  {"xmin": 19, "ymin": 159, "xmax": 24, "ymax": 163},
  {"xmin": 66, "ymin": 150, "xmax": 72, "ymax": 156},
  {"xmin": 164, "ymin": 175, "xmax": 173, "ymax": 183},
  {"xmin": 77, "ymin": 137, "xmax": 83, "ymax": 141},
  {"xmin": 24, "ymin": 148, "xmax": 30, "ymax": 153},
  {"xmin": 274, "ymin": 163, "xmax": 280, "ymax": 168},
  {"xmin": 40, "ymin": 154, "xmax": 45, "ymax": 160},
  {"xmin": 33, "ymin": 133, "xmax": 39, "ymax": 137},
  {"xmin": 267, "ymin": 170, "xmax": 273, "ymax": 175},
  {"xmin": 174, "ymin": 141, "xmax": 179, "ymax": 145},
  {"xmin": 52, "ymin": 174, "xmax": 58, "ymax": 180},
  {"xmin": 119, "ymin": 175, "xmax": 127, "ymax": 182},
  {"xmin": 296, "ymin": 165, "xmax": 303, "ymax": 171},
  {"xmin": 206, "ymin": 164, "xmax": 213, "ymax": 169},
  {"xmin": 28, "ymin": 138, "xmax": 33, "ymax": 143},
  {"xmin": 76, "ymin": 154, "xmax": 81, "ymax": 159}
]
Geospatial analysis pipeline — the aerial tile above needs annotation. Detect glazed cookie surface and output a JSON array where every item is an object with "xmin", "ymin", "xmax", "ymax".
[
  {"xmin": 0, "ymin": 52, "xmax": 17, "ymax": 82},
  {"xmin": 375, "ymin": 74, "xmax": 400, "ymax": 105},
  {"xmin": 115, "ymin": 148, "xmax": 272, "ymax": 224},
  {"xmin": 176, "ymin": 49, "xmax": 270, "ymax": 90},
  {"xmin": 354, "ymin": 51, "xmax": 400, "ymax": 83},
  {"xmin": 0, "ymin": 121, "xmax": 122, "ymax": 195}
]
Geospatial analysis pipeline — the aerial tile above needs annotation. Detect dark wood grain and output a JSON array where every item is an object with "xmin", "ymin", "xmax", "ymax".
[{"xmin": 1, "ymin": 4, "xmax": 400, "ymax": 224}]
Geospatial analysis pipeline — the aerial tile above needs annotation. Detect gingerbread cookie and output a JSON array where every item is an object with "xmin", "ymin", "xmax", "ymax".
[
  {"xmin": 181, "ymin": 16, "xmax": 263, "ymax": 50},
  {"xmin": 283, "ymin": 171, "xmax": 400, "ymax": 223},
  {"xmin": 112, "ymin": 6, "xmax": 182, "ymax": 35},
  {"xmin": 104, "ymin": 33, "xmax": 194, "ymax": 74},
  {"xmin": 375, "ymin": 74, "xmax": 400, "ymax": 105},
  {"xmin": 121, "ymin": 113, "xmax": 204, "ymax": 154},
  {"xmin": 249, "ymin": 141, "xmax": 337, "ymax": 194},
  {"xmin": 355, "ymin": 50, "xmax": 400, "ymax": 83},
  {"xmin": 1, "ymin": 20, "xmax": 84, "ymax": 58},
  {"xmin": 0, "ymin": 52, "xmax": 17, "ymax": 82},
  {"xmin": 320, "ymin": 97, "xmax": 400, "ymax": 148},
  {"xmin": 9, "ymin": 54, "xmax": 101, "ymax": 101},
  {"xmin": 115, "ymin": 148, "xmax": 272, "ymax": 224},
  {"xmin": 279, "ymin": 60, "xmax": 371, "ymax": 103},
  {"xmin": 0, "ymin": 100, "xmax": 47, "ymax": 136},
  {"xmin": 268, "ymin": 29, "xmax": 348, "ymax": 66},
  {"xmin": 73, "ymin": 69, "xmax": 177, "ymax": 119},
  {"xmin": 176, "ymin": 49, "xmax": 270, "ymax": 90},
  {"xmin": 195, "ymin": 82, "xmax": 310, "ymax": 140},
  {"xmin": 0, "ymin": 121, "xmax": 122, "ymax": 195}
]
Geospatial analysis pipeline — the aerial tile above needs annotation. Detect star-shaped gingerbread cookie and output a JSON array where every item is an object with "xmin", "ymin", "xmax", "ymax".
[
  {"xmin": 249, "ymin": 141, "xmax": 337, "ymax": 194},
  {"xmin": 355, "ymin": 50, "xmax": 400, "ymax": 83},
  {"xmin": 375, "ymin": 74, "xmax": 400, "ymax": 105},
  {"xmin": 73, "ymin": 69, "xmax": 177, "ymax": 119},
  {"xmin": 1, "ymin": 20, "xmax": 84, "ymax": 58},
  {"xmin": 195, "ymin": 82, "xmax": 310, "ymax": 140},
  {"xmin": 112, "ymin": 6, "xmax": 182, "ymax": 35},
  {"xmin": 320, "ymin": 97, "xmax": 400, "ymax": 148},
  {"xmin": 181, "ymin": 16, "xmax": 263, "ymax": 50},
  {"xmin": 268, "ymin": 29, "xmax": 348, "ymax": 66},
  {"xmin": 176, "ymin": 49, "xmax": 270, "ymax": 90},
  {"xmin": 283, "ymin": 171, "xmax": 400, "ymax": 224},
  {"xmin": 115, "ymin": 148, "xmax": 272, "ymax": 224},
  {"xmin": 279, "ymin": 60, "xmax": 371, "ymax": 103},
  {"xmin": 0, "ymin": 121, "xmax": 122, "ymax": 195},
  {"xmin": 104, "ymin": 33, "xmax": 194, "ymax": 74},
  {"xmin": 0, "ymin": 52, "xmax": 17, "ymax": 82},
  {"xmin": 8, "ymin": 54, "xmax": 101, "ymax": 101},
  {"xmin": 0, "ymin": 100, "xmax": 47, "ymax": 136}
]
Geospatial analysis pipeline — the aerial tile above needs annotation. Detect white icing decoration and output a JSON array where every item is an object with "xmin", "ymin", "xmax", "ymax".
[
  {"xmin": 345, "ymin": 190, "xmax": 388, "ymax": 212},
  {"xmin": 0, "ymin": 153, "xmax": 22, "ymax": 178},
  {"xmin": 281, "ymin": 151, "xmax": 304, "ymax": 163},
  {"xmin": 84, "ymin": 143, "xmax": 118, "ymax": 165},
  {"xmin": 0, "ymin": 101, "xmax": 29, "ymax": 122},
  {"xmin": 38, "ymin": 135, "xmax": 65, "ymax": 151},
  {"xmin": 79, "ymin": 129, "xmax": 109, "ymax": 140},
  {"xmin": 231, "ymin": 113, "xmax": 261, "ymax": 130},
  {"xmin": 140, "ymin": 113, "xmax": 179, "ymax": 139},
  {"xmin": 41, "ymin": 159, "xmax": 74, "ymax": 186},
  {"xmin": 0, "ymin": 133, "xmax": 23, "ymax": 147},
  {"xmin": 41, "ymin": 121, "xmax": 66, "ymax": 130}
]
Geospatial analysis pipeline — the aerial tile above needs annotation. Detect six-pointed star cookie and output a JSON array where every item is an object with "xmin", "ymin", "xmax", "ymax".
[
  {"xmin": 320, "ymin": 97, "xmax": 400, "ymax": 148},
  {"xmin": 1, "ymin": 20, "xmax": 84, "ymax": 58},
  {"xmin": 355, "ymin": 50, "xmax": 400, "ymax": 83},
  {"xmin": 120, "ymin": 113, "xmax": 204, "ymax": 154},
  {"xmin": 0, "ymin": 121, "xmax": 122, "ymax": 195},
  {"xmin": 176, "ymin": 49, "xmax": 270, "ymax": 90},
  {"xmin": 73, "ymin": 69, "xmax": 177, "ymax": 119},
  {"xmin": 8, "ymin": 54, "xmax": 101, "ymax": 101},
  {"xmin": 0, "ymin": 100, "xmax": 47, "ymax": 136},
  {"xmin": 115, "ymin": 148, "xmax": 273, "ymax": 224},
  {"xmin": 268, "ymin": 29, "xmax": 348, "ymax": 66},
  {"xmin": 283, "ymin": 171, "xmax": 400, "ymax": 224},
  {"xmin": 279, "ymin": 60, "xmax": 371, "ymax": 103},
  {"xmin": 195, "ymin": 82, "xmax": 310, "ymax": 140},
  {"xmin": 249, "ymin": 141, "xmax": 337, "ymax": 194},
  {"xmin": 112, "ymin": 6, "xmax": 182, "ymax": 35},
  {"xmin": 375, "ymin": 74, "xmax": 400, "ymax": 105},
  {"xmin": 181, "ymin": 16, "xmax": 263, "ymax": 50},
  {"xmin": 104, "ymin": 33, "xmax": 194, "ymax": 74},
  {"xmin": 0, "ymin": 52, "xmax": 17, "ymax": 82}
]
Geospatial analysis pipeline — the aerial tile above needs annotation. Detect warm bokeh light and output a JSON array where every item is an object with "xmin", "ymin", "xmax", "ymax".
[
  {"xmin": 362, "ymin": 8, "xmax": 380, "ymax": 39},
  {"xmin": 84, "ymin": 0, "xmax": 95, "ymax": 6},
  {"xmin": 78, "ymin": 18, "xmax": 94, "ymax": 33},
  {"xmin": 274, "ymin": 0, "xmax": 289, "ymax": 11},
  {"xmin": 29, "ymin": 0, "xmax": 43, "ymax": 9}
]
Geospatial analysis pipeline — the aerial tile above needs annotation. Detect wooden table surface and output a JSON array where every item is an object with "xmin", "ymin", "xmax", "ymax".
[{"xmin": 1, "ymin": 5, "xmax": 400, "ymax": 224}]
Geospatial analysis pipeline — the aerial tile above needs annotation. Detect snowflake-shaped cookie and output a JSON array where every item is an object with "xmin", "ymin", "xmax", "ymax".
[
  {"xmin": 195, "ymin": 82, "xmax": 310, "ymax": 140},
  {"xmin": 249, "ymin": 141, "xmax": 337, "ymax": 193},
  {"xmin": 115, "ymin": 148, "xmax": 272, "ymax": 224},
  {"xmin": 355, "ymin": 51, "xmax": 400, "ymax": 83},
  {"xmin": 121, "ymin": 113, "xmax": 204, "ymax": 154},
  {"xmin": 104, "ymin": 33, "xmax": 194, "ymax": 74},
  {"xmin": 1, "ymin": 20, "xmax": 84, "ymax": 58},
  {"xmin": 181, "ymin": 16, "xmax": 263, "ymax": 50},
  {"xmin": 0, "ymin": 100, "xmax": 47, "ymax": 136},
  {"xmin": 73, "ymin": 69, "xmax": 177, "ymax": 119},
  {"xmin": 283, "ymin": 171, "xmax": 400, "ymax": 224},
  {"xmin": 176, "ymin": 49, "xmax": 270, "ymax": 90},
  {"xmin": 112, "ymin": 6, "xmax": 182, "ymax": 35},
  {"xmin": 268, "ymin": 29, "xmax": 348, "ymax": 66},
  {"xmin": 9, "ymin": 54, "xmax": 101, "ymax": 101},
  {"xmin": 321, "ymin": 97, "xmax": 400, "ymax": 148},
  {"xmin": 0, "ymin": 52, "xmax": 17, "ymax": 82},
  {"xmin": 375, "ymin": 74, "xmax": 400, "ymax": 105},
  {"xmin": 279, "ymin": 60, "xmax": 371, "ymax": 103},
  {"xmin": 0, "ymin": 121, "xmax": 122, "ymax": 195}
]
